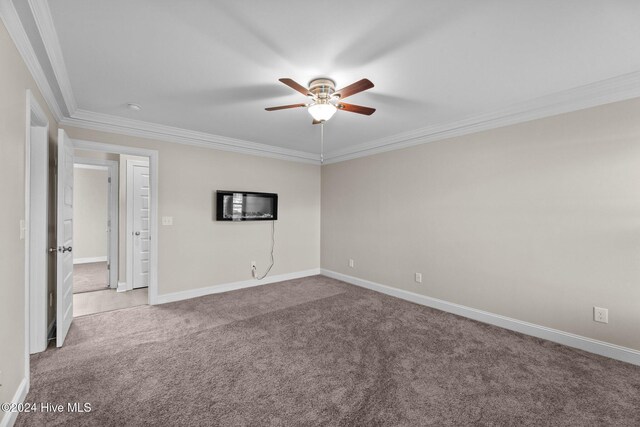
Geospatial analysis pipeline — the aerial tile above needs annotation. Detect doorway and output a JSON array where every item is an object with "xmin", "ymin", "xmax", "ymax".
[
  {"xmin": 48, "ymin": 134, "xmax": 158, "ymax": 347},
  {"xmin": 26, "ymin": 126, "xmax": 159, "ymax": 349},
  {"xmin": 67, "ymin": 145, "xmax": 156, "ymax": 321},
  {"xmin": 126, "ymin": 159, "xmax": 151, "ymax": 290},
  {"xmin": 72, "ymin": 158, "xmax": 118, "ymax": 295}
]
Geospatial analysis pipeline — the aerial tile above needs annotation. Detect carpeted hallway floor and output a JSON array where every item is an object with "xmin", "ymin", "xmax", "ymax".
[
  {"xmin": 17, "ymin": 276, "xmax": 640, "ymax": 426},
  {"xmin": 73, "ymin": 262, "xmax": 108, "ymax": 294}
]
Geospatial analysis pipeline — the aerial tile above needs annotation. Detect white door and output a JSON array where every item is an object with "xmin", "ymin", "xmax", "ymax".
[
  {"xmin": 128, "ymin": 161, "xmax": 150, "ymax": 289},
  {"xmin": 56, "ymin": 129, "xmax": 74, "ymax": 347},
  {"xmin": 28, "ymin": 123, "xmax": 49, "ymax": 353}
]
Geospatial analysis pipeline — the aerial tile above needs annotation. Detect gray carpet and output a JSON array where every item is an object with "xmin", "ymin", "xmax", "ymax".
[
  {"xmin": 73, "ymin": 262, "xmax": 108, "ymax": 294},
  {"xmin": 17, "ymin": 276, "xmax": 640, "ymax": 426}
]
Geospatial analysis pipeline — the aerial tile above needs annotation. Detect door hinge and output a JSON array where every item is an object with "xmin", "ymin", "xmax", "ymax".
[
  {"xmin": 107, "ymin": 264, "xmax": 110, "ymax": 270},
  {"xmin": 108, "ymin": 177, "xmax": 111, "ymax": 183}
]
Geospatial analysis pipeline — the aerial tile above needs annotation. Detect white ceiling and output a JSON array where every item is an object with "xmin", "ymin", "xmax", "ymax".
[{"xmin": 9, "ymin": 0, "xmax": 640, "ymax": 160}]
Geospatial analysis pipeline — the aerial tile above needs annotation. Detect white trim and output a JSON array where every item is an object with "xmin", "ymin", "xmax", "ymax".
[
  {"xmin": 7, "ymin": 0, "xmax": 640, "ymax": 165},
  {"xmin": 1, "ymin": 0, "xmax": 316, "ymax": 164},
  {"xmin": 73, "ymin": 256, "xmax": 108, "ymax": 265},
  {"xmin": 116, "ymin": 282, "xmax": 128, "ymax": 293},
  {"xmin": 155, "ymin": 269, "xmax": 321, "ymax": 305},
  {"xmin": 61, "ymin": 109, "xmax": 320, "ymax": 164},
  {"xmin": 60, "ymin": 70, "xmax": 640, "ymax": 165},
  {"xmin": 27, "ymin": 0, "xmax": 77, "ymax": 115},
  {"xmin": 321, "ymin": 269, "xmax": 640, "ymax": 367},
  {"xmin": 72, "ymin": 140, "xmax": 159, "ymax": 305},
  {"xmin": 323, "ymin": 71, "xmax": 640, "ymax": 163},
  {"xmin": 0, "ymin": 377, "xmax": 28, "ymax": 427},
  {"xmin": 26, "ymin": 90, "xmax": 49, "ymax": 358},
  {"xmin": 74, "ymin": 157, "xmax": 119, "ymax": 288},
  {"xmin": 73, "ymin": 163, "xmax": 108, "ymax": 171},
  {"xmin": 126, "ymin": 159, "xmax": 149, "ymax": 291},
  {"xmin": 0, "ymin": 0, "xmax": 63, "ymax": 121}
]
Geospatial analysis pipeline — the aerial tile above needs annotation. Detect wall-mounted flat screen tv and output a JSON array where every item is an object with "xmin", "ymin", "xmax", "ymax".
[{"xmin": 216, "ymin": 191, "xmax": 278, "ymax": 221}]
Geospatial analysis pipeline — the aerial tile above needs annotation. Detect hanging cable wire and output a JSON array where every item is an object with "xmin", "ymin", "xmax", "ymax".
[
  {"xmin": 320, "ymin": 122, "xmax": 324, "ymax": 164},
  {"xmin": 252, "ymin": 220, "xmax": 275, "ymax": 280}
]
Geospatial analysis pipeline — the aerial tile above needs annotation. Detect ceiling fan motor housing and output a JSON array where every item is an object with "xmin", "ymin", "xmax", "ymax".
[
  {"xmin": 266, "ymin": 77, "xmax": 375, "ymax": 117},
  {"xmin": 308, "ymin": 78, "xmax": 336, "ymax": 102}
]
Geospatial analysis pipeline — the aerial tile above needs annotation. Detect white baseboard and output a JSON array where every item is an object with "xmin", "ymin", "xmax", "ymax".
[
  {"xmin": 73, "ymin": 256, "xmax": 107, "ymax": 265},
  {"xmin": 321, "ymin": 269, "xmax": 640, "ymax": 366},
  {"xmin": 154, "ymin": 268, "xmax": 321, "ymax": 305},
  {"xmin": 0, "ymin": 377, "xmax": 28, "ymax": 427},
  {"xmin": 116, "ymin": 282, "xmax": 129, "ymax": 293}
]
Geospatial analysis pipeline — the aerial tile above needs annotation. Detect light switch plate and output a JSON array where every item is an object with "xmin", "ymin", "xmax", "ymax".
[{"xmin": 162, "ymin": 216, "xmax": 173, "ymax": 226}]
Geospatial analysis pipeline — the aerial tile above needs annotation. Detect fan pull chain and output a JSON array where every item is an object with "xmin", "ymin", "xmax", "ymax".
[{"xmin": 320, "ymin": 122, "xmax": 324, "ymax": 164}]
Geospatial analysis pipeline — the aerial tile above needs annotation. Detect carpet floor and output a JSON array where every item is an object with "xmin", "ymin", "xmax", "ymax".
[
  {"xmin": 17, "ymin": 276, "xmax": 640, "ymax": 426},
  {"xmin": 73, "ymin": 262, "xmax": 108, "ymax": 294}
]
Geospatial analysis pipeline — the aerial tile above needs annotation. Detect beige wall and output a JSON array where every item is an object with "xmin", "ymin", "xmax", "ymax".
[
  {"xmin": 62, "ymin": 126, "xmax": 321, "ymax": 295},
  {"xmin": 0, "ymin": 20, "xmax": 57, "ymax": 408},
  {"xmin": 322, "ymin": 97, "xmax": 640, "ymax": 352},
  {"xmin": 74, "ymin": 149, "xmax": 119, "ymax": 162},
  {"xmin": 74, "ymin": 149, "xmax": 125, "ymax": 279},
  {"xmin": 73, "ymin": 167, "xmax": 108, "ymax": 261}
]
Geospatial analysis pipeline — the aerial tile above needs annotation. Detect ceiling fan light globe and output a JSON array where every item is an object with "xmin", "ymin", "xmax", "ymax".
[{"xmin": 308, "ymin": 104, "xmax": 337, "ymax": 122}]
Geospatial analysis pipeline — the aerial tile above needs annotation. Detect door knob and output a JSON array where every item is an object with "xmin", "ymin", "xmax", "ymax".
[
  {"xmin": 49, "ymin": 247, "xmax": 57, "ymax": 254},
  {"xmin": 135, "ymin": 231, "xmax": 141, "ymax": 236}
]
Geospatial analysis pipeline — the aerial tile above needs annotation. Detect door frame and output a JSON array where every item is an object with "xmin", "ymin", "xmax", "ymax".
[
  {"xmin": 73, "ymin": 157, "xmax": 119, "ymax": 289},
  {"xmin": 72, "ymin": 139, "xmax": 159, "ymax": 305},
  {"xmin": 25, "ymin": 90, "xmax": 49, "ymax": 357},
  {"xmin": 126, "ymin": 159, "xmax": 150, "ymax": 291}
]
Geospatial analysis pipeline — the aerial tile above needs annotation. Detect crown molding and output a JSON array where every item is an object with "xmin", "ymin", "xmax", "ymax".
[
  {"xmin": 322, "ymin": 70, "xmax": 640, "ymax": 164},
  {"xmin": 2, "ymin": 0, "xmax": 318, "ymax": 164},
  {"xmin": 28, "ymin": 0, "xmax": 77, "ymax": 115},
  {"xmin": 0, "ymin": 0, "xmax": 63, "ymax": 121},
  {"xmin": 5, "ymin": 0, "xmax": 640, "ymax": 166},
  {"xmin": 61, "ymin": 109, "xmax": 321, "ymax": 164}
]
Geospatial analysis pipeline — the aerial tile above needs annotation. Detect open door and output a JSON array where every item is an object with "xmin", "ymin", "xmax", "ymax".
[{"xmin": 56, "ymin": 129, "xmax": 74, "ymax": 347}]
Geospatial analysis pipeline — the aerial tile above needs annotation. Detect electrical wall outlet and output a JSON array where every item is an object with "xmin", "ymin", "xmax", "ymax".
[
  {"xmin": 348, "ymin": 259, "xmax": 354, "ymax": 268},
  {"xmin": 594, "ymin": 306, "xmax": 609, "ymax": 324},
  {"xmin": 161, "ymin": 216, "xmax": 173, "ymax": 226},
  {"xmin": 415, "ymin": 273, "xmax": 422, "ymax": 283}
]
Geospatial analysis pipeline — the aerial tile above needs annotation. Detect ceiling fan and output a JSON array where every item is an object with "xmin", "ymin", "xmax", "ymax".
[{"xmin": 265, "ymin": 78, "xmax": 376, "ymax": 124}]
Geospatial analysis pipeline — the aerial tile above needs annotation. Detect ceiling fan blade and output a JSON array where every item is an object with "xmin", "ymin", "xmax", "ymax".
[
  {"xmin": 337, "ymin": 102, "xmax": 376, "ymax": 115},
  {"xmin": 333, "ymin": 79, "xmax": 374, "ymax": 99},
  {"xmin": 265, "ymin": 103, "xmax": 307, "ymax": 111},
  {"xmin": 279, "ymin": 78, "xmax": 313, "ymax": 97}
]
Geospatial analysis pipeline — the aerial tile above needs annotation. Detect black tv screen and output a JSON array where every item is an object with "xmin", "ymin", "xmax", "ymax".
[{"xmin": 216, "ymin": 191, "xmax": 278, "ymax": 221}]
